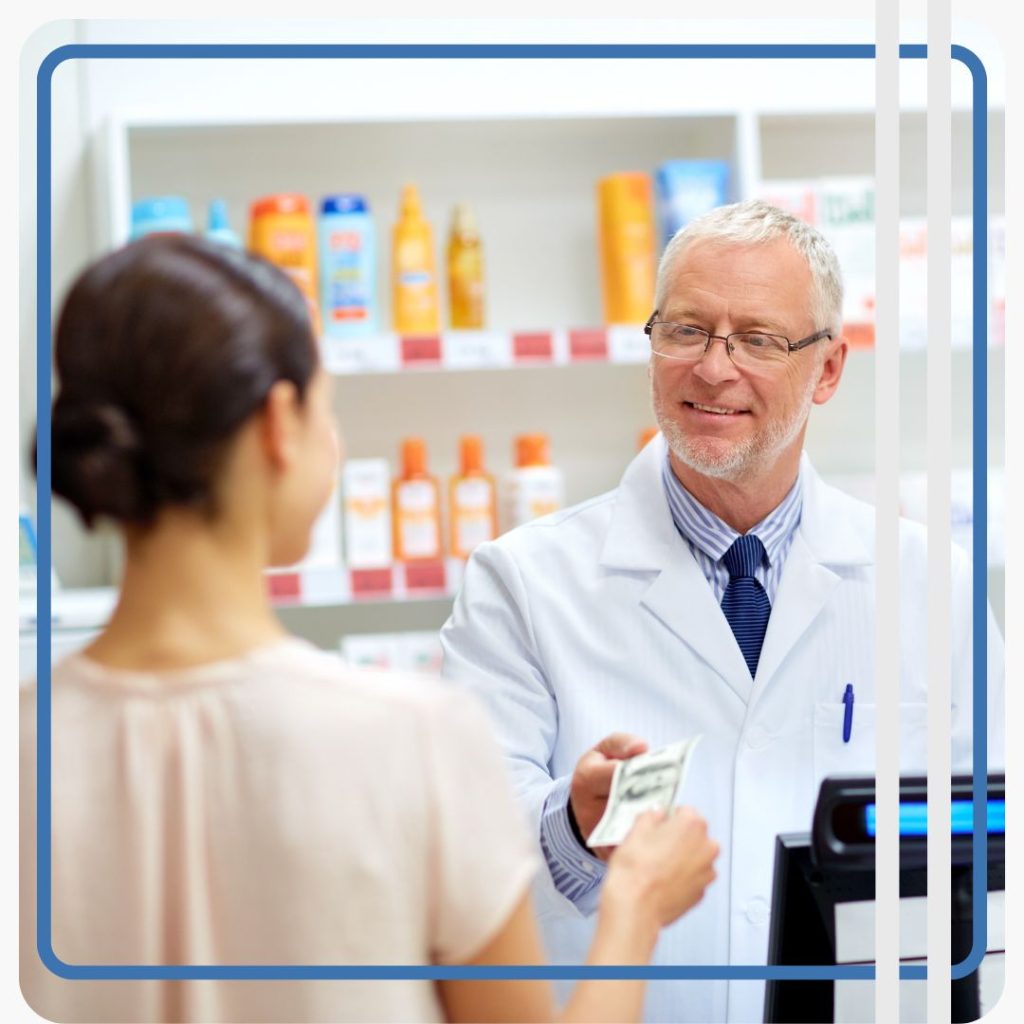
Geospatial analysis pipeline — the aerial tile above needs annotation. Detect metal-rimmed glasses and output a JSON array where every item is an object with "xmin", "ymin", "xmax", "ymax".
[{"xmin": 644, "ymin": 312, "xmax": 831, "ymax": 372}]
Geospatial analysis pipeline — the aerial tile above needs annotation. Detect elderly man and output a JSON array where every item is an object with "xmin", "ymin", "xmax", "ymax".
[{"xmin": 440, "ymin": 200, "xmax": 1004, "ymax": 1023}]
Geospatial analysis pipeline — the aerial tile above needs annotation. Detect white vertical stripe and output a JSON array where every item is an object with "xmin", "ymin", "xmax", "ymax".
[
  {"xmin": 874, "ymin": 3, "xmax": 901, "ymax": 1021},
  {"xmin": 927, "ymin": 6, "xmax": 953, "ymax": 1022}
]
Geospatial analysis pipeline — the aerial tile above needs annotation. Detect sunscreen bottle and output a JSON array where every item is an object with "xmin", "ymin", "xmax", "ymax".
[
  {"xmin": 505, "ymin": 434, "xmax": 565, "ymax": 531},
  {"xmin": 392, "ymin": 437, "xmax": 442, "ymax": 561},
  {"xmin": 205, "ymin": 199, "xmax": 242, "ymax": 249},
  {"xmin": 447, "ymin": 204, "xmax": 485, "ymax": 329},
  {"xmin": 449, "ymin": 435, "xmax": 497, "ymax": 559},
  {"xmin": 596, "ymin": 172, "xmax": 656, "ymax": 325},
  {"xmin": 319, "ymin": 194, "xmax": 376, "ymax": 337},
  {"xmin": 392, "ymin": 185, "xmax": 440, "ymax": 335},
  {"xmin": 249, "ymin": 193, "xmax": 320, "ymax": 333}
]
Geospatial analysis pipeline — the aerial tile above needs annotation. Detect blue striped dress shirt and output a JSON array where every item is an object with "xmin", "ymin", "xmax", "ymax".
[
  {"xmin": 539, "ymin": 451, "xmax": 804, "ymax": 909},
  {"xmin": 659, "ymin": 452, "xmax": 803, "ymax": 603}
]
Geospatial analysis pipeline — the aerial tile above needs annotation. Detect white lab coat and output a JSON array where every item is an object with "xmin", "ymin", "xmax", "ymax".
[{"xmin": 440, "ymin": 436, "xmax": 1004, "ymax": 1024}]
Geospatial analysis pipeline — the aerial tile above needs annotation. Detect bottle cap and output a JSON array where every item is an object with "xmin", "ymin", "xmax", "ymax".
[
  {"xmin": 459, "ymin": 435, "xmax": 484, "ymax": 475},
  {"xmin": 399, "ymin": 184, "xmax": 423, "ymax": 219},
  {"xmin": 515, "ymin": 433, "xmax": 551, "ymax": 468},
  {"xmin": 401, "ymin": 437, "xmax": 428, "ymax": 476},
  {"xmin": 451, "ymin": 203, "xmax": 478, "ymax": 237},
  {"xmin": 321, "ymin": 194, "xmax": 369, "ymax": 215},
  {"xmin": 130, "ymin": 196, "xmax": 192, "ymax": 238},
  {"xmin": 207, "ymin": 199, "xmax": 230, "ymax": 232},
  {"xmin": 638, "ymin": 427, "xmax": 659, "ymax": 450},
  {"xmin": 250, "ymin": 194, "xmax": 311, "ymax": 219}
]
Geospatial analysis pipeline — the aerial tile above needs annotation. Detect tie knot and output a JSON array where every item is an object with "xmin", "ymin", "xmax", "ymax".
[{"xmin": 723, "ymin": 534, "xmax": 766, "ymax": 580}]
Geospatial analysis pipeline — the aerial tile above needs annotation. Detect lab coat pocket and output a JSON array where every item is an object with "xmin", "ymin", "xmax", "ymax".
[
  {"xmin": 814, "ymin": 702, "xmax": 877, "ymax": 780},
  {"xmin": 814, "ymin": 702, "xmax": 930, "ymax": 779}
]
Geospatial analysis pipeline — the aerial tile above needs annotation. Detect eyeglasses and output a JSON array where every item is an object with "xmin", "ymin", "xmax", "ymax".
[{"xmin": 644, "ymin": 313, "xmax": 831, "ymax": 372}]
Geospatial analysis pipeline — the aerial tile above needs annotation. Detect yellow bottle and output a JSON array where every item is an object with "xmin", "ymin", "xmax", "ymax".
[
  {"xmin": 447, "ymin": 204, "xmax": 485, "ymax": 329},
  {"xmin": 596, "ymin": 172, "xmax": 656, "ymax": 325},
  {"xmin": 449, "ymin": 435, "xmax": 497, "ymax": 559},
  {"xmin": 392, "ymin": 184, "xmax": 440, "ymax": 335}
]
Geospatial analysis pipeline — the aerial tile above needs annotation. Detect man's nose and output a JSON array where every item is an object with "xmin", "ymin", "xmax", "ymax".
[{"xmin": 693, "ymin": 336, "xmax": 741, "ymax": 386}]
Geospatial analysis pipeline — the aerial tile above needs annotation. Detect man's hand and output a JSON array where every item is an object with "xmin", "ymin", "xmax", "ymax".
[{"xmin": 569, "ymin": 733, "xmax": 649, "ymax": 861}]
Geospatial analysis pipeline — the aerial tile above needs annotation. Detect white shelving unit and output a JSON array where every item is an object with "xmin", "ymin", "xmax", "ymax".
[{"xmin": 34, "ymin": 39, "xmax": 1005, "ymax": 655}]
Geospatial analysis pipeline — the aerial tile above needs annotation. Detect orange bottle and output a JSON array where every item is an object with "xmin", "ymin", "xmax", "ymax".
[
  {"xmin": 449, "ymin": 435, "xmax": 497, "ymax": 559},
  {"xmin": 392, "ymin": 437, "xmax": 442, "ymax": 561},
  {"xmin": 596, "ymin": 172, "xmax": 656, "ymax": 325},
  {"xmin": 504, "ymin": 433, "xmax": 565, "ymax": 531},
  {"xmin": 249, "ymin": 194, "xmax": 321, "ymax": 334}
]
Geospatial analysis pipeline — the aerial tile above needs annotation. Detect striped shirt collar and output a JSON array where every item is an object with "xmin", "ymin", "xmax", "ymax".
[{"xmin": 660, "ymin": 451, "xmax": 803, "ymax": 567}]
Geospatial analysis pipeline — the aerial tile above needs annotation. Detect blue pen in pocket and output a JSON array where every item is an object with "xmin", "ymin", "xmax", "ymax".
[{"xmin": 842, "ymin": 684, "xmax": 855, "ymax": 743}]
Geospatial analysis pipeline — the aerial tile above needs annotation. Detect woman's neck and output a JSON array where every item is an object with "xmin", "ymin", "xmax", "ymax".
[{"xmin": 86, "ymin": 510, "xmax": 286, "ymax": 671}]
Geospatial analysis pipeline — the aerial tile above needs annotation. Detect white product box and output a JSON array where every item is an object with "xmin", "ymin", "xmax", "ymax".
[
  {"xmin": 341, "ymin": 632, "xmax": 400, "ymax": 672},
  {"xmin": 340, "ymin": 630, "xmax": 443, "ymax": 676},
  {"xmin": 399, "ymin": 631, "xmax": 444, "ymax": 676},
  {"xmin": 301, "ymin": 483, "xmax": 342, "ymax": 569}
]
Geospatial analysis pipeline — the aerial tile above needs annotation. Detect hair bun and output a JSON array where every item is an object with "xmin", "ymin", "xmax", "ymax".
[{"xmin": 51, "ymin": 399, "xmax": 154, "ymax": 525}]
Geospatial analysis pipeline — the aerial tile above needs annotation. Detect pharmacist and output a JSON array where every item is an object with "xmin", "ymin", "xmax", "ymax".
[{"xmin": 440, "ymin": 199, "xmax": 1005, "ymax": 1024}]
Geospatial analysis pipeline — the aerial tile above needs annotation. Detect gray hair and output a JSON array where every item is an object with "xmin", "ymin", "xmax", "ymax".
[{"xmin": 654, "ymin": 198, "xmax": 844, "ymax": 339}]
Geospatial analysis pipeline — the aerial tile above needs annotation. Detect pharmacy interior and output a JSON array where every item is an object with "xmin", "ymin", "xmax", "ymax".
[{"xmin": 20, "ymin": 21, "xmax": 1006, "ymax": 681}]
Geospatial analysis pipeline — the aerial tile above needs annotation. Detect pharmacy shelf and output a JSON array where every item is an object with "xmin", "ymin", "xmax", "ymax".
[
  {"xmin": 266, "ymin": 558, "xmax": 462, "ymax": 608},
  {"xmin": 322, "ymin": 326, "xmax": 650, "ymax": 375},
  {"xmin": 19, "ymin": 587, "xmax": 119, "ymax": 633},
  {"xmin": 323, "ymin": 331, "xmax": 1004, "ymax": 376},
  {"xmin": 20, "ymin": 561, "xmax": 461, "ymax": 637}
]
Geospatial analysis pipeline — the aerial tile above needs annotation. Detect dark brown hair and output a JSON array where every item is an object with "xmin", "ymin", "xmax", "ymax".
[{"xmin": 46, "ymin": 234, "xmax": 318, "ymax": 528}]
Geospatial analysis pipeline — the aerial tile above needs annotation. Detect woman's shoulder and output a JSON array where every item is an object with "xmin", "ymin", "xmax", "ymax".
[{"xmin": 245, "ymin": 637, "xmax": 482, "ymax": 729}]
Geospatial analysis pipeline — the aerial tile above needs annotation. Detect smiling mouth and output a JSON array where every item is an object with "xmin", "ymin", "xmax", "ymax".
[{"xmin": 685, "ymin": 401, "xmax": 749, "ymax": 416}]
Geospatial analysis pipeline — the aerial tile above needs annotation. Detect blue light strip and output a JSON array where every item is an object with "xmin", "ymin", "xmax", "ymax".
[{"xmin": 864, "ymin": 800, "xmax": 1004, "ymax": 837}]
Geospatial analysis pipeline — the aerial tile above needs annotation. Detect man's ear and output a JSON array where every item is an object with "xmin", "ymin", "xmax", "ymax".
[
  {"xmin": 812, "ymin": 335, "xmax": 849, "ymax": 406},
  {"xmin": 259, "ymin": 380, "xmax": 302, "ymax": 470}
]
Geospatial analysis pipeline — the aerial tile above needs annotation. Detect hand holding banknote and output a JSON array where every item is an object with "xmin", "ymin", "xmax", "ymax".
[
  {"xmin": 569, "ymin": 733, "xmax": 650, "ymax": 861},
  {"xmin": 587, "ymin": 737, "xmax": 702, "ymax": 849}
]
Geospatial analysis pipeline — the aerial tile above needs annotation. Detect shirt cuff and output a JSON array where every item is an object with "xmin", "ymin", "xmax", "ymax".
[{"xmin": 538, "ymin": 775, "xmax": 607, "ymax": 915}]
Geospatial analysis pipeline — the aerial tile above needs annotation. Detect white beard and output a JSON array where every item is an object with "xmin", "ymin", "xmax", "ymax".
[{"xmin": 651, "ymin": 368, "xmax": 818, "ymax": 482}]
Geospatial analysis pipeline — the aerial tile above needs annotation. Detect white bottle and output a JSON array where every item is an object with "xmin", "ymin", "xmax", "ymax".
[
  {"xmin": 504, "ymin": 433, "xmax": 565, "ymax": 532},
  {"xmin": 342, "ymin": 459, "xmax": 392, "ymax": 568}
]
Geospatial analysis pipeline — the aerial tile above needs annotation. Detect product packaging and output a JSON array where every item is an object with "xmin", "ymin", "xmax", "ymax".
[
  {"xmin": 654, "ymin": 160, "xmax": 731, "ymax": 246},
  {"xmin": 319, "ymin": 194, "xmax": 377, "ymax": 337},
  {"xmin": 342, "ymin": 459, "xmax": 393, "ymax": 569},
  {"xmin": 130, "ymin": 196, "xmax": 192, "ymax": 238},
  {"xmin": 205, "ymin": 199, "xmax": 243, "ymax": 249},
  {"xmin": 249, "ymin": 193, "xmax": 320, "ymax": 332},
  {"xmin": 449, "ymin": 435, "xmax": 497, "ymax": 559},
  {"xmin": 392, "ymin": 184, "xmax": 440, "ymax": 335},
  {"xmin": 447, "ymin": 203, "xmax": 485, "ymax": 329},
  {"xmin": 392, "ymin": 438, "xmax": 442, "ymax": 561},
  {"xmin": 596, "ymin": 172, "xmax": 657, "ymax": 325},
  {"xmin": 504, "ymin": 433, "xmax": 564, "ymax": 531}
]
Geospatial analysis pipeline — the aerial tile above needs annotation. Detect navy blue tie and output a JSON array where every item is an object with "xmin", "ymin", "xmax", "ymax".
[{"xmin": 721, "ymin": 535, "xmax": 771, "ymax": 677}]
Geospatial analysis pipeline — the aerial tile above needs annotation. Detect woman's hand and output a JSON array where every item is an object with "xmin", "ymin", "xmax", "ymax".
[{"xmin": 602, "ymin": 807, "xmax": 719, "ymax": 932}]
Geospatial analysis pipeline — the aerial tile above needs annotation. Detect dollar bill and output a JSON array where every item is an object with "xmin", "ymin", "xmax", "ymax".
[{"xmin": 586, "ymin": 736, "xmax": 702, "ymax": 848}]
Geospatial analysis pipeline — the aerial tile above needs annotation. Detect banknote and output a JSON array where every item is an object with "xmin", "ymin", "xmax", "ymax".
[{"xmin": 586, "ymin": 736, "xmax": 702, "ymax": 848}]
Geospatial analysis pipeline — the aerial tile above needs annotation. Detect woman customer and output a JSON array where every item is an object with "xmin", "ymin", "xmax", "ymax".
[{"xmin": 21, "ymin": 235, "xmax": 718, "ymax": 1023}]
